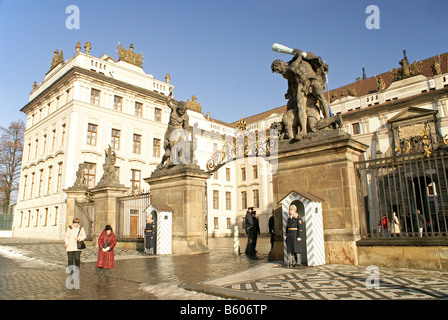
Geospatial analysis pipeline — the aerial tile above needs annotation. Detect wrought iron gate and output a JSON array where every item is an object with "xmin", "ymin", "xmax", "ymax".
[
  {"xmin": 355, "ymin": 151, "xmax": 448, "ymax": 239},
  {"xmin": 74, "ymin": 200, "xmax": 95, "ymax": 240},
  {"xmin": 116, "ymin": 192, "xmax": 151, "ymax": 239}
]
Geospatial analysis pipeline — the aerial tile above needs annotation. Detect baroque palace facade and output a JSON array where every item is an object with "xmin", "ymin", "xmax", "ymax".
[{"xmin": 12, "ymin": 43, "xmax": 448, "ymax": 240}]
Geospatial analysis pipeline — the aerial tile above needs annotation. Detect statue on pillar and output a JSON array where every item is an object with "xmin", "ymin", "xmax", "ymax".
[
  {"xmin": 157, "ymin": 87, "xmax": 191, "ymax": 170},
  {"xmin": 270, "ymin": 43, "xmax": 342, "ymax": 141},
  {"xmin": 96, "ymin": 145, "xmax": 121, "ymax": 186},
  {"xmin": 73, "ymin": 163, "xmax": 86, "ymax": 187}
]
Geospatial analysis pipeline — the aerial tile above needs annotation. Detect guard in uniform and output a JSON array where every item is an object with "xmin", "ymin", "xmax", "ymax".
[
  {"xmin": 285, "ymin": 204, "xmax": 303, "ymax": 267},
  {"xmin": 144, "ymin": 214, "xmax": 156, "ymax": 255},
  {"xmin": 245, "ymin": 207, "xmax": 256, "ymax": 254}
]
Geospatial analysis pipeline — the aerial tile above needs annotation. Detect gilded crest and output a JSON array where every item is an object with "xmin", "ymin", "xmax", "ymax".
[
  {"xmin": 185, "ymin": 95, "xmax": 202, "ymax": 113},
  {"xmin": 117, "ymin": 43, "xmax": 144, "ymax": 67}
]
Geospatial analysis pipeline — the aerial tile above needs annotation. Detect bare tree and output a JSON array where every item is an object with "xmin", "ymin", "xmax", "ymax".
[{"xmin": 0, "ymin": 120, "xmax": 25, "ymax": 213}]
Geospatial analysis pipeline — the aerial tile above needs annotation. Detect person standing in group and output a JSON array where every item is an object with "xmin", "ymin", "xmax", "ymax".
[
  {"xmin": 96, "ymin": 225, "xmax": 116, "ymax": 279},
  {"xmin": 416, "ymin": 209, "xmax": 427, "ymax": 237},
  {"xmin": 251, "ymin": 210, "xmax": 261, "ymax": 253},
  {"xmin": 245, "ymin": 207, "xmax": 256, "ymax": 254},
  {"xmin": 381, "ymin": 215, "xmax": 389, "ymax": 236},
  {"xmin": 285, "ymin": 204, "xmax": 303, "ymax": 267},
  {"xmin": 64, "ymin": 218, "xmax": 87, "ymax": 270},
  {"xmin": 391, "ymin": 212, "xmax": 401, "ymax": 236},
  {"xmin": 268, "ymin": 210, "xmax": 275, "ymax": 250}
]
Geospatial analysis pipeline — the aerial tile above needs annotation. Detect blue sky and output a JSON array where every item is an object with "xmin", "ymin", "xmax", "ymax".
[{"xmin": 0, "ymin": 0, "xmax": 447, "ymax": 129}]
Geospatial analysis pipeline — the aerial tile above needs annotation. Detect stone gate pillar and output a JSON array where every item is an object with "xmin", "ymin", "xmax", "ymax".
[
  {"xmin": 271, "ymin": 129, "xmax": 369, "ymax": 265},
  {"xmin": 145, "ymin": 164, "xmax": 210, "ymax": 255},
  {"xmin": 89, "ymin": 184, "xmax": 129, "ymax": 238},
  {"xmin": 64, "ymin": 186, "xmax": 88, "ymax": 227}
]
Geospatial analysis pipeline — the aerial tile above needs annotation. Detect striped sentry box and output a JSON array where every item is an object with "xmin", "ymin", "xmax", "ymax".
[
  {"xmin": 279, "ymin": 191, "xmax": 326, "ymax": 267},
  {"xmin": 144, "ymin": 204, "xmax": 173, "ymax": 255}
]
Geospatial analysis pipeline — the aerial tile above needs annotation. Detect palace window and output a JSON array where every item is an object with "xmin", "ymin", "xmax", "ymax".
[
  {"xmin": 226, "ymin": 168, "xmax": 231, "ymax": 181},
  {"xmin": 114, "ymin": 95, "xmax": 123, "ymax": 111},
  {"xmin": 38, "ymin": 169, "xmax": 44, "ymax": 197},
  {"xmin": 352, "ymin": 122, "xmax": 361, "ymax": 135},
  {"xmin": 54, "ymin": 207, "xmax": 58, "ymax": 226},
  {"xmin": 111, "ymin": 129, "xmax": 121, "ymax": 150},
  {"xmin": 51, "ymin": 129, "xmax": 56, "ymax": 151},
  {"xmin": 34, "ymin": 139, "xmax": 39, "ymax": 158},
  {"xmin": 27, "ymin": 142, "xmax": 31, "ymax": 161},
  {"xmin": 241, "ymin": 191, "xmax": 247, "ymax": 209},
  {"xmin": 135, "ymin": 102, "xmax": 143, "ymax": 117},
  {"xmin": 57, "ymin": 163, "xmax": 63, "ymax": 192},
  {"xmin": 253, "ymin": 189, "xmax": 260, "ymax": 208},
  {"xmin": 35, "ymin": 209, "xmax": 39, "ymax": 227},
  {"xmin": 90, "ymin": 89, "xmax": 101, "ymax": 105},
  {"xmin": 214, "ymin": 217, "xmax": 219, "ymax": 229},
  {"xmin": 153, "ymin": 138, "xmax": 161, "ymax": 157},
  {"xmin": 22, "ymin": 175, "xmax": 27, "ymax": 200},
  {"xmin": 133, "ymin": 134, "xmax": 141, "ymax": 154},
  {"xmin": 61, "ymin": 123, "xmax": 66, "ymax": 146},
  {"xmin": 83, "ymin": 162, "xmax": 96, "ymax": 189},
  {"xmin": 30, "ymin": 172, "xmax": 35, "ymax": 198},
  {"xmin": 87, "ymin": 123, "xmax": 97, "ymax": 146},
  {"xmin": 47, "ymin": 166, "xmax": 53, "ymax": 195},
  {"xmin": 241, "ymin": 167, "xmax": 246, "ymax": 181},
  {"xmin": 154, "ymin": 108, "xmax": 162, "ymax": 122},
  {"xmin": 44, "ymin": 208, "xmax": 48, "ymax": 227},
  {"xmin": 253, "ymin": 165, "xmax": 258, "ymax": 179},
  {"xmin": 131, "ymin": 169, "xmax": 141, "ymax": 193},
  {"xmin": 42, "ymin": 134, "xmax": 47, "ymax": 155},
  {"xmin": 227, "ymin": 218, "xmax": 231, "ymax": 229},
  {"xmin": 226, "ymin": 192, "xmax": 231, "ymax": 210},
  {"xmin": 213, "ymin": 190, "xmax": 219, "ymax": 209}
]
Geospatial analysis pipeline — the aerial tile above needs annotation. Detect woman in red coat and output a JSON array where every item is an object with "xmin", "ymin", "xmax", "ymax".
[{"xmin": 96, "ymin": 225, "xmax": 116, "ymax": 279}]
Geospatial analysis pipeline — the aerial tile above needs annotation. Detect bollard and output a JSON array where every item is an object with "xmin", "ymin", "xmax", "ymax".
[{"xmin": 233, "ymin": 225, "xmax": 240, "ymax": 255}]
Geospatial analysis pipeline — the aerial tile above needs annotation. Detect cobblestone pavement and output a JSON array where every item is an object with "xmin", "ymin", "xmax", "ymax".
[{"xmin": 1, "ymin": 237, "xmax": 448, "ymax": 301}]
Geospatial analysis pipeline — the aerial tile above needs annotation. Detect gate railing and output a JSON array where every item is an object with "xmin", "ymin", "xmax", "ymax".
[
  {"xmin": 355, "ymin": 151, "xmax": 448, "ymax": 239},
  {"xmin": 74, "ymin": 200, "xmax": 95, "ymax": 240},
  {"xmin": 115, "ymin": 192, "xmax": 150, "ymax": 239}
]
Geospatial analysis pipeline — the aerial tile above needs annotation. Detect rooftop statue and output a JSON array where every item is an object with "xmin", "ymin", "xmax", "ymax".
[
  {"xmin": 50, "ymin": 49, "xmax": 64, "ymax": 70},
  {"xmin": 117, "ymin": 43, "xmax": 144, "ymax": 67}
]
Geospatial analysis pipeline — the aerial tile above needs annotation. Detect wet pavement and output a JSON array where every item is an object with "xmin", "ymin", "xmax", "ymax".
[
  {"xmin": 1, "ymin": 236, "xmax": 448, "ymax": 302},
  {"xmin": 0, "ymin": 236, "xmax": 270, "ymax": 300}
]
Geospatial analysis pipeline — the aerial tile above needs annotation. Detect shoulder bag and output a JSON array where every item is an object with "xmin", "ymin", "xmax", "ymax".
[{"xmin": 76, "ymin": 227, "xmax": 86, "ymax": 250}]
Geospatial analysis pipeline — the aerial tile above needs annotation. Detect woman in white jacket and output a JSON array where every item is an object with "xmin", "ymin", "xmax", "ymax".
[{"xmin": 64, "ymin": 218, "xmax": 87, "ymax": 269}]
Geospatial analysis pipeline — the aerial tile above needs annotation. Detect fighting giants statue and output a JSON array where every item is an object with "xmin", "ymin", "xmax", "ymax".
[
  {"xmin": 157, "ymin": 87, "xmax": 191, "ymax": 170},
  {"xmin": 270, "ymin": 43, "xmax": 342, "ymax": 141}
]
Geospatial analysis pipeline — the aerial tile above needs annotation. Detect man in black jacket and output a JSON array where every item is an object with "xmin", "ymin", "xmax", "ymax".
[{"xmin": 245, "ymin": 207, "xmax": 256, "ymax": 254}]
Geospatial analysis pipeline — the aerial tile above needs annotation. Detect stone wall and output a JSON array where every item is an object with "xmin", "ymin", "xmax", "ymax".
[{"xmin": 357, "ymin": 239, "xmax": 448, "ymax": 271}]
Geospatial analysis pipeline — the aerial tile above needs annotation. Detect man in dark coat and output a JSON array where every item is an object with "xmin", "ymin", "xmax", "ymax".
[
  {"xmin": 252, "ymin": 211, "xmax": 261, "ymax": 253},
  {"xmin": 245, "ymin": 207, "xmax": 256, "ymax": 254},
  {"xmin": 285, "ymin": 204, "xmax": 303, "ymax": 267},
  {"xmin": 268, "ymin": 211, "xmax": 275, "ymax": 250}
]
